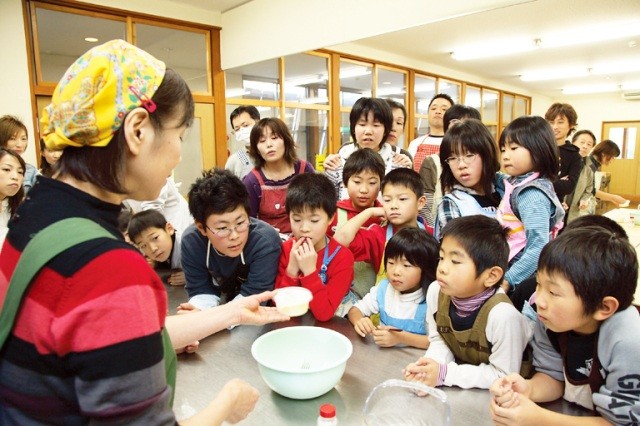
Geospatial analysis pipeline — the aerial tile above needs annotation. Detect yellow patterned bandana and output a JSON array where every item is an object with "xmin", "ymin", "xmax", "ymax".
[{"xmin": 41, "ymin": 39, "xmax": 166, "ymax": 150}]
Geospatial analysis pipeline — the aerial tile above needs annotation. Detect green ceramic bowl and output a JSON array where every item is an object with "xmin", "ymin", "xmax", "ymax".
[{"xmin": 251, "ymin": 326, "xmax": 353, "ymax": 399}]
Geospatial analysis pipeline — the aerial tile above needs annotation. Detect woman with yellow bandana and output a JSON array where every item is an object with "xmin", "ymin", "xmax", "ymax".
[{"xmin": 0, "ymin": 40, "xmax": 288, "ymax": 425}]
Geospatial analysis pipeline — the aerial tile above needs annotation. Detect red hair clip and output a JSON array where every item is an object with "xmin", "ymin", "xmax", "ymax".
[{"xmin": 129, "ymin": 85, "xmax": 157, "ymax": 113}]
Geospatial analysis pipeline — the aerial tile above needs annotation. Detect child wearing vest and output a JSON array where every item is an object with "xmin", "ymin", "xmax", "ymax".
[
  {"xmin": 242, "ymin": 117, "xmax": 314, "ymax": 235},
  {"xmin": 434, "ymin": 119, "xmax": 502, "ymax": 240},
  {"xmin": 347, "ymin": 227, "xmax": 438, "ymax": 349},
  {"xmin": 496, "ymin": 116, "xmax": 564, "ymax": 291},
  {"xmin": 404, "ymin": 215, "xmax": 532, "ymax": 389},
  {"xmin": 275, "ymin": 174, "xmax": 354, "ymax": 321},
  {"xmin": 490, "ymin": 226, "xmax": 640, "ymax": 424}
]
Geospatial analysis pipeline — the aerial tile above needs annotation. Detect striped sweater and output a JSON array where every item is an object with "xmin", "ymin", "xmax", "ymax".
[{"xmin": 0, "ymin": 177, "xmax": 176, "ymax": 425}]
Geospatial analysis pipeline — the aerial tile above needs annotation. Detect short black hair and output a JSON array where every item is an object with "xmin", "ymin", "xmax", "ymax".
[
  {"xmin": 286, "ymin": 173, "xmax": 337, "ymax": 218},
  {"xmin": 381, "ymin": 168, "xmax": 424, "ymax": 198},
  {"xmin": 229, "ymin": 105, "xmax": 260, "ymax": 128},
  {"xmin": 127, "ymin": 209, "xmax": 168, "ymax": 242},
  {"xmin": 564, "ymin": 214, "xmax": 628, "ymax": 239},
  {"xmin": 349, "ymin": 97, "xmax": 393, "ymax": 148},
  {"xmin": 384, "ymin": 227, "xmax": 439, "ymax": 295},
  {"xmin": 439, "ymin": 119, "xmax": 499, "ymax": 196},
  {"xmin": 499, "ymin": 116, "xmax": 559, "ymax": 181},
  {"xmin": 429, "ymin": 93, "xmax": 455, "ymax": 108},
  {"xmin": 440, "ymin": 215, "xmax": 509, "ymax": 282},
  {"xmin": 188, "ymin": 168, "xmax": 250, "ymax": 225},
  {"xmin": 539, "ymin": 226, "xmax": 637, "ymax": 315},
  {"xmin": 571, "ymin": 129, "xmax": 596, "ymax": 145},
  {"xmin": 118, "ymin": 207, "xmax": 134, "ymax": 234},
  {"xmin": 342, "ymin": 148, "xmax": 385, "ymax": 186},
  {"xmin": 443, "ymin": 104, "xmax": 481, "ymax": 132}
]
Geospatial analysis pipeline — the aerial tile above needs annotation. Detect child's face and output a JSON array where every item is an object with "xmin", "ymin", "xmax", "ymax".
[
  {"xmin": 500, "ymin": 140, "xmax": 534, "ymax": 177},
  {"xmin": 387, "ymin": 108, "xmax": 405, "ymax": 146},
  {"xmin": 354, "ymin": 112, "xmax": 385, "ymax": 151},
  {"xmin": 386, "ymin": 255, "xmax": 422, "ymax": 293},
  {"xmin": 572, "ymin": 133, "xmax": 595, "ymax": 158},
  {"xmin": 437, "ymin": 236, "xmax": 490, "ymax": 299},
  {"xmin": 198, "ymin": 206, "xmax": 250, "ymax": 258},
  {"xmin": 381, "ymin": 183, "xmax": 426, "ymax": 228},
  {"xmin": 289, "ymin": 207, "xmax": 333, "ymax": 252},
  {"xmin": 6, "ymin": 129, "xmax": 28, "ymax": 156},
  {"xmin": 257, "ymin": 127, "xmax": 285, "ymax": 163},
  {"xmin": 346, "ymin": 169, "xmax": 380, "ymax": 210},
  {"xmin": 446, "ymin": 151, "xmax": 485, "ymax": 194},
  {"xmin": 547, "ymin": 114, "xmax": 572, "ymax": 144},
  {"xmin": 134, "ymin": 224, "xmax": 175, "ymax": 263},
  {"xmin": 535, "ymin": 269, "xmax": 599, "ymax": 334},
  {"xmin": 0, "ymin": 155, "xmax": 24, "ymax": 199}
]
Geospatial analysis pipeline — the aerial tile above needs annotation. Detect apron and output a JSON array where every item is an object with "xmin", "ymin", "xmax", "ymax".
[
  {"xmin": 413, "ymin": 137, "xmax": 441, "ymax": 171},
  {"xmin": 251, "ymin": 160, "xmax": 307, "ymax": 234},
  {"xmin": 0, "ymin": 218, "xmax": 177, "ymax": 405},
  {"xmin": 377, "ymin": 279, "xmax": 427, "ymax": 334},
  {"xmin": 375, "ymin": 221, "xmax": 426, "ymax": 284}
]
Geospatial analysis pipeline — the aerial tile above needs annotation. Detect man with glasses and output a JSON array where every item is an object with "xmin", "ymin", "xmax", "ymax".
[
  {"xmin": 225, "ymin": 105, "xmax": 260, "ymax": 179},
  {"xmin": 179, "ymin": 169, "xmax": 282, "ymax": 312}
]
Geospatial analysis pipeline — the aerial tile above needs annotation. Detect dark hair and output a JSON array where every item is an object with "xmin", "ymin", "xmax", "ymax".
[
  {"xmin": 0, "ymin": 148, "xmax": 26, "ymax": 217},
  {"xmin": 56, "ymin": 68, "xmax": 194, "ymax": 194},
  {"xmin": 439, "ymin": 119, "xmax": 499, "ymax": 195},
  {"xmin": 229, "ymin": 105, "xmax": 260, "ymax": 128},
  {"xmin": 591, "ymin": 139, "xmax": 621, "ymax": 163},
  {"xmin": 127, "ymin": 209, "xmax": 169, "ymax": 242},
  {"xmin": 117, "ymin": 207, "xmax": 133, "ymax": 235},
  {"xmin": 440, "ymin": 215, "xmax": 509, "ymax": 282},
  {"xmin": 286, "ymin": 173, "xmax": 337, "ymax": 218},
  {"xmin": 248, "ymin": 118, "xmax": 297, "ymax": 168},
  {"xmin": 544, "ymin": 102, "xmax": 578, "ymax": 133},
  {"xmin": 564, "ymin": 214, "xmax": 628, "ymax": 239},
  {"xmin": 381, "ymin": 168, "xmax": 424, "ymax": 198},
  {"xmin": 539, "ymin": 226, "xmax": 637, "ymax": 315},
  {"xmin": 385, "ymin": 99, "xmax": 407, "ymax": 129},
  {"xmin": 188, "ymin": 168, "xmax": 250, "ymax": 224},
  {"xmin": 498, "ymin": 116, "xmax": 559, "ymax": 180},
  {"xmin": 0, "ymin": 115, "xmax": 28, "ymax": 148},
  {"xmin": 349, "ymin": 97, "xmax": 393, "ymax": 148},
  {"xmin": 443, "ymin": 104, "xmax": 481, "ymax": 132},
  {"xmin": 384, "ymin": 227, "xmax": 439, "ymax": 295},
  {"xmin": 429, "ymin": 93, "xmax": 455, "ymax": 109},
  {"xmin": 571, "ymin": 129, "xmax": 596, "ymax": 145},
  {"xmin": 342, "ymin": 148, "xmax": 385, "ymax": 186},
  {"xmin": 39, "ymin": 138, "xmax": 56, "ymax": 178}
]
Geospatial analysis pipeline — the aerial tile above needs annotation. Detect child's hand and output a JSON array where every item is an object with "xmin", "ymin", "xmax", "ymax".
[
  {"xmin": 372, "ymin": 325, "xmax": 401, "ymax": 347},
  {"xmin": 491, "ymin": 373, "xmax": 530, "ymax": 406},
  {"xmin": 391, "ymin": 152, "xmax": 413, "ymax": 168},
  {"xmin": 285, "ymin": 239, "xmax": 302, "ymax": 277},
  {"xmin": 323, "ymin": 154, "xmax": 342, "ymax": 171},
  {"xmin": 176, "ymin": 302, "xmax": 201, "ymax": 315},
  {"xmin": 490, "ymin": 392, "xmax": 539, "ymax": 426},
  {"xmin": 368, "ymin": 206, "xmax": 387, "ymax": 220},
  {"xmin": 403, "ymin": 357, "xmax": 439, "ymax": 387},
  {"xmin": 354, "ymin": 317, "xmax": 376, "ymax": 337},
  {"xmin": 176, "ymin": 340, "xmax": 200, "ymax": 354},
  {"xmin": 292, "ymin": 237, "xmax": 317, "ymax": 277},
  {"xmin": 561, "ymin": 201, "xmax": 569, "ymax": 211},
  {"xmin": 168, "ymin": 270, "xmax": 186, "ymax": 286},
  {"xmin": 218, "ymin": 378, "xmax": 260, "ymax": 424}
]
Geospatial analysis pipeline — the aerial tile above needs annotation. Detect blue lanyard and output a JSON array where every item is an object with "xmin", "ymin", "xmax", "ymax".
[{"xmin": 319, "ymin": 236, "xmax": 341, "ymax": 285}]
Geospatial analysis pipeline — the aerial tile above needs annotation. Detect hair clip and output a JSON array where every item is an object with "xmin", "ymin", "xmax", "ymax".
[{"xmin": 129, "ymin": 85, "xmax": 157, "ymax": 113}]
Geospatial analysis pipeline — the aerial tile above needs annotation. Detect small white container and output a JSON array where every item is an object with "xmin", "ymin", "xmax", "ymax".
[{"xmin": 273, "ymin": 287, "xmax": 313, "ymax": 317}]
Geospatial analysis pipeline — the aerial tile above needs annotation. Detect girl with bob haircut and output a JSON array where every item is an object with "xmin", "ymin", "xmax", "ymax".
[
  {"xmin": 0, "ymin": 115, "xmax": 37, "ymax": 193},
  {"xmin": 243, "ymin": 117, "xmax": 315, "ymax": 235},
  {"xmin": 0, "ymin": 39, "xmax": 287, "ymax": 425},
  {"xmin": 496, "ymin": 115, "xmax": 564, "ymax": 291},
  {"xmin": 434, "ymin": 119, "xmax": 502, "ymax": 239}
]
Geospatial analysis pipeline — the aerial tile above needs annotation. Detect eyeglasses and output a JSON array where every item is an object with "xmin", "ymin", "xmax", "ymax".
[
  {"xmin": 206, "ymin": 220, "xmax": 249, "ymax": 238},
  {"xmin": 444, "ymin": 153, "xmax": 477, "ymax": 166}
]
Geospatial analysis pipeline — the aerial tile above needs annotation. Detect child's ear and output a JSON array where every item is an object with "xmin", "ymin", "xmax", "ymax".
[
  {"xmin": 481, "ymin": 266, "xmax": 504, "ymax": 288},
  {"xmin": 195, "ymin": 222, "xmax": 207, "ymax": 237},
  {"xmin": 417, "ymin": 194, "xmax": 427, "ymax": 210},
  {"xmin": 165, "ymin": 222, "xmax": 175, "ymax": 236},
  {"xmin": 592, "ymin": 296, "xmax": 619, "ymax": 322}
]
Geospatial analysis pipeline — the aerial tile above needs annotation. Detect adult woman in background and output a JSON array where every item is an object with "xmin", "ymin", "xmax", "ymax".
[
  {"xmin": 0, "ymin": 40, "xmax": 287, "ymax": 425},
  {"xmin": 590, "ymin": 139, "xmax": 628, "ymax": 207}
]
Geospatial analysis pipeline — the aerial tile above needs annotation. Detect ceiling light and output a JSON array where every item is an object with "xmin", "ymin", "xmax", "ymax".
[
  {"xmin": 520, "ymin": 67, "xmax": 589, "ymax": 82},
  {"xmin": 451, "ymin": 38, "xmax": 538, "ymax": 61},
  {"xmin": 562, "ymin": 84, "xmax": 619, "ymax": 95},
  {"xmin": 84, "ymin": 37, "xmax": 98, "ymax": 43},
  {"xmin": 339, "ymin": 67, "xmax": 371, "ymax": 79},
  {"xmin": 622, "ymin": 81, "xmax": 640, "ymax": 91}
]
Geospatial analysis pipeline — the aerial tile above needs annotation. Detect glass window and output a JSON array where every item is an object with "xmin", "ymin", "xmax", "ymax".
[
  {"xmin": 438, "ymin": 79, "xmax": 461, "ymax": 103},
  {"xmin": 502, "ymin": 93, "xmax": 514, "ymax": 125},
  {"xmin": 34, "ymin": 7, "xmax": 126, "ymax": 83},
  {"xmin": 225, "ymin": 104, "xmax": 279, "ymax": 154},
  {"xmin": 465, "ymin": 85, "xmax": 481, "ymax": 110},
  {"xmin": 285, "ymin": 107, "xmax": 329, "ymax": 165},
  {"xmin": 283, "ymin": 53, "xmax": 328, "ymax": 105},
  {"xmin": 226, "ymin": 58, "xmax": 280, "ymax": 101},
  {"xmin": 135, "ymin": 23, "xmax": 209, "ymax": 93},
  {"xmin": 339, "ymin": 60, "xmax": 372, "ymax": 107},
  {"xmin": 609, "ymin": 127, "xmax": 637, "ymax": 160},
  {"xmin": 483, "ymin": 89, "xmax": 499, "ymax": 124},
  {"xmin": 415, "ymin": 75, "xmax": 436, "ymax": 114},
  {"xmin": 174, "ymin": 118, "xmax": 203, "ymax": 196},
  {"xmin": 340, "ymin": 111, "xmax": 352, "ymax": 146},
  {"xmin": 515, "ymin": 97, "xmax": 528, "ymax": 118},
  {"xmin": 376, "ymin": 67, "xmax": 406, "ymax": 103}
]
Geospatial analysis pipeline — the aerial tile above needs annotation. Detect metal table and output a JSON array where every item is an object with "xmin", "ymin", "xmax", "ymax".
[{"xmin": 166, "ymin": 285, "xmax": 589, "ymax": 425}]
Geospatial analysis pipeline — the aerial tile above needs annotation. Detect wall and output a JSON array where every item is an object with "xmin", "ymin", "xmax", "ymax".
[{"xmin": 560, "ymin": 93, "xmax": 640, "ymax": 139}]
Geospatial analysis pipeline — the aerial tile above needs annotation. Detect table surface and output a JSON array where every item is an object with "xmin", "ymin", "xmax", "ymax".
[{"xmin": 166, "ymin": 285, "xmax": 590, "ymax": 425}]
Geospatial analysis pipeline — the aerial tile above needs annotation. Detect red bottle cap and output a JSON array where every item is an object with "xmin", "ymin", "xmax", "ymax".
[{"xmin": 319, "ymin": 403, "xmax": 336, "ymax": 418}]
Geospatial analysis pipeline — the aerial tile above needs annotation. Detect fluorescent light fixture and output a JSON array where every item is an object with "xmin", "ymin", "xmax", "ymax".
[
  {"xmin": 243, "ymin": 80, "xmax": 277, "ymax": 92},
  {"xmin": 299, "ymin": 96, "xmax": 329, "ymax": 104},
  {"xmin": 225, "ymin": 88, "xmax": 249, "ymax": 98},
  {"xmin": 622, "ymin": 81, "xmax": 640, "ymax": 91},
  {"xmin": 451, "ymin": 38, "xmax": 538, "ymax": 61},
  {"xmin": 286, "ymin": 74, "xmax": 327, "ymax": 86},
  {"xmin": 520, "ymin": 67, "xmax": 589, "ymax": 82},
  {"xmin": 376, "ymin": 87, "xmax": 406, "ymax": 97},
  {"xmin": 84, "ymin": 37, "xmax": 98, "ymax": 43},
  {"xmin": 339, "ymin": 67, "xmax": 371, "ymax": 79},
  {"xmin": 591, "ymin": 60, "xmax": 640, "ymax": 75},
  {"xmin": 562, "ymin": 84, "xmax": 619, "ymax": 95}
]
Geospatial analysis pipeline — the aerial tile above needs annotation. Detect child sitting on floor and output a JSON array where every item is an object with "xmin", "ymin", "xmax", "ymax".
[
  {"xmin": 348, "ymin": 227, "xmax": 438, "ymax": 349},
  {"xmin": 404, "ymin": 215, "xmax": 531, "ymax": 389}
]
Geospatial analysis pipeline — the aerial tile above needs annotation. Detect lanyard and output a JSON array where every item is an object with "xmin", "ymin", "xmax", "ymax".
[{"xmin": 318, "ymin": 236, "xmax": 341, "ymax": 285}]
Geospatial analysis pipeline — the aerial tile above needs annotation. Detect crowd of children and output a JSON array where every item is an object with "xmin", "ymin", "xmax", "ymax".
[{"xmin": 2, "ymin": 49, "xmax": 639, "ymax": 424}]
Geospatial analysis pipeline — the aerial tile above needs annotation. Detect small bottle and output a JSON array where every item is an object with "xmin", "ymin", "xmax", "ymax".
[{"xmin": 317, "ymin": 403, "xmax": 338, "ymax": 425}]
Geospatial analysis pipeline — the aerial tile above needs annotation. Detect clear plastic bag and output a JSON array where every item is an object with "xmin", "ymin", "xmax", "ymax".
[{"xmin": 363, "ymin": 379, "xmax": 451, "ymax": 425}]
